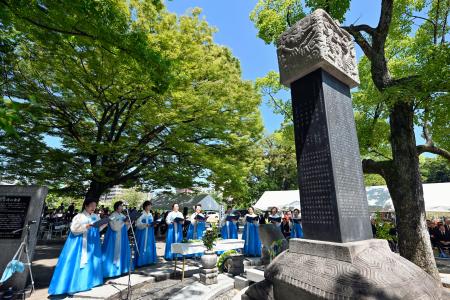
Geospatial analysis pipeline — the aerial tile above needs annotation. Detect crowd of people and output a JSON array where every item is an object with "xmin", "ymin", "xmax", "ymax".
[
  {"xmin": 47, "ymin": 199, "xmax": 305, "ymax": 296},
  {"xmin": 427, "ymin": 218, "xmax": 450, "ymax": 257}
]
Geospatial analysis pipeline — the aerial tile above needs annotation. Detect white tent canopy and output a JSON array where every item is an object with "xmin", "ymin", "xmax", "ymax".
[
  {"xmin": 152, "ymin": 193, "xmax": 221, "ymax": 211},
  {"xmin": 254, "ymin": 182, "xmax": 450, "ymax": 212}
]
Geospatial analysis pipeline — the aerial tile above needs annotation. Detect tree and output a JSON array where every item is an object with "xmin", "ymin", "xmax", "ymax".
[
  {"xmin": 250, "ymin": 0, "xmax": 449, "ymax": 280},
  {"xmin": 421, "ymin": 157, "xmax": 450, "ymax": 183},
  {"xmin": 238, "ymin": 128, "xmax": 298, "ymax": 208},
  {"xmin": 0, "ymin": 0, "xmax": 167, "ymax": 133},
  {"xmin": 0, "ymin": 1, "xmax": 263, "ymax": 203},
  {"xmin": 112, "ymin": 188, "xmax": 147, "ymax": 210}
]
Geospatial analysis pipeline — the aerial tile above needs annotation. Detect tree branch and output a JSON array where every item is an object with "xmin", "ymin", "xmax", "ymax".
[
  {"xmin": 417, "ymin": 145, "xmax": 450, "ymax": 161},
  {"xmin": 361, "ymin": 159, "xmax": 392, "ymax": 178},
  {"xmin": 341, "ymin": 26, "xmax": 374, "ymax": 59}
]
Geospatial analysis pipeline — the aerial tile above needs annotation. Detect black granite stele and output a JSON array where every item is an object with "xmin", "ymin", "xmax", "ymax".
[
  {"xmin": 291, "ymin": 68, "xmax": 372, "ymax": 243},
  {"xmin": 0, "ymin": 186, "xmax": 47, "ymax": 291}
]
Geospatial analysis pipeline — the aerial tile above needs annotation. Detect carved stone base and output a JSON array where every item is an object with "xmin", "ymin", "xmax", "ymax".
[
  {"xmin": 227, "ymin": 254, "xmax": 244, "ymax": 276},
  {"xmin": 244, "ymin": 239, "xmax": 444, "ymax": 300},
  {"xmin": 200, "ymin": 267, "xmax": 218, "ymax": 285}
]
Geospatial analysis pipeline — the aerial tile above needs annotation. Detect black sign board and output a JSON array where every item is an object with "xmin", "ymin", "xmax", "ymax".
[{"xmin": 0, "ymin": 195, "xmax": 31, "ymax": 239}]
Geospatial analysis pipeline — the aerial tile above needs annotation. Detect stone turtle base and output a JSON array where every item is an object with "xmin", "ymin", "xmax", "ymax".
[{"xmin": 244, "ymin": 239, "xmax": 445, "ymax": 300}]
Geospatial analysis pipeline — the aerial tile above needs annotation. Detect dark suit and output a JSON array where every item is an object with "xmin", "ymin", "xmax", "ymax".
[
  {"xmin": 445, "ymin": 224, "xmax": 450, "ymax": 233},
  {"xmin": 435, "ymin": 229, "xmax": 450, "ymax": 254},
  {"xmin": 436, "ymin": 230, "xmax": 450, "ymax": 242}
]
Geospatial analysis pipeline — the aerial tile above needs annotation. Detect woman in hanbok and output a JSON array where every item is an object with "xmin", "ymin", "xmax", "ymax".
[
  {"xmin": 48, "ymin": 199, "xmax": 106, "ymax": 295},
  {"xmin": 187, "ymin": 204, "xmax": 206, "ymax": 240},
  {"xmin": 164, "ymin": 203, "xmax": 184, "ymax": 260},
  {"xmin": 242, "ymin": 206, "xmax": 261, "ymax": 257},
  {"xmin": 291, "ymin": 209, "xmax": 304, "ymax": 238},
  {"xmin": 134, "ymin": 201, "xmax": 157, "ymax": 267},
  {"xmin": 102, "ymin": 201, "xmax": 131, "ymax": 278},
  {"xmin": 220, "ymin": 206, "xmax": 238, "ymax": 239},
  {"xmin": 268, "ymin": 207, "xmax": 282, "ymax": 229}
]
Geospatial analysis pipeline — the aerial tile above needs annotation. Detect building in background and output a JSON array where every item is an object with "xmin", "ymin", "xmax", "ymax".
[{"xmin": 100, "ymin": 185, "xmax": 125, "ymax": 203}]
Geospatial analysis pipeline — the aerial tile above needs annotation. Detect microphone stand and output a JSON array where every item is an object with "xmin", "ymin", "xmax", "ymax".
[
  {"xmin": 123, "ymin": 208, "xmax": 139, "ymax": 300},
  {"xmin": 11, "ymin": 220, "xmax": 37, "ymax": 295}
]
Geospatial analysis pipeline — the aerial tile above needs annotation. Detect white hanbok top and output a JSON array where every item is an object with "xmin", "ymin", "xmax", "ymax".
[
  {"xmin": 136, "ymin": 211, "xmax": 153, "ymax": 229},
  {"xmin": 245, "ymin": 213, "xmax": 259, "ymax": 224},
  {"xmin": 268, "ymin": 213, "xmax": 281, "ymax": 226},
  {"xmin": 136, "ymin": 211, "xmax": 153, "ymax": 252},
  {"xmin": 220, "ymin": 211, "xmax": 237, "ymax": 226},
  {"xmin": 190, "ymin": 212, "xmax": 205, "ymax": 225},
  {"xmin": 70, "ymin": 210, "xmax": 103, "ymax": 268},
  {"xmin": 165, "ymin": 211, "xmax": 184, "ymax": 224},
  {"xmin": 108, "ymin": 211, "xmax": 130, "ymax": 265}
]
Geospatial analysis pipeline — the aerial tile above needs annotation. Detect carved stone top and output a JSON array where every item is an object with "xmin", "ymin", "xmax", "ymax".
[{"xmin": 277, "ymin": 9, "xmax": 359, "ymax": 88}]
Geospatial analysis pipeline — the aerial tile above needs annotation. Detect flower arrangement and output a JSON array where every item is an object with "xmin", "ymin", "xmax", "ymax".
[
  {"xmin": 216, "ymin": 249, "xmax": 238, "ymax": 272},
  {"xmin": 202, "ymin": 224, "xmax": 219, "ymax": 251}
]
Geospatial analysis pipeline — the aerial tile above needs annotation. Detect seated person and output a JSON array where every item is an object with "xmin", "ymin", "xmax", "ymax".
[
  {"xmin": 435, "ymin": 223, "xmax": 450, "ymax": 256},
  {"xmin": 427, "ymin": 220, "xmax": 438, "ymax": 248}
]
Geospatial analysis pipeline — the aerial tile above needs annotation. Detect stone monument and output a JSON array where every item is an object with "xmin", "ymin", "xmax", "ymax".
[
  {"xmin": 0, "ymin": 186, "xmax": 47, "ymax": 292},
  {"xmin": 243, "ymin": 9, "xmax": 444, "ymax": 300}
]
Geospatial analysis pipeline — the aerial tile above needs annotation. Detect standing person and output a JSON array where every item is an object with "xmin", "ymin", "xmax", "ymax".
[
  {"xmin": 187, "ymin": 204, "xmax": 207, "ymax": 240},
  {"xmin": 164, "ymin": 203, "xmax": 184, "ymax": 260},
  {"xmin": 290, "ymin": 209, "xmax": 304, "ymax": 238},
  {"xmin": 268, "ymin": 207, "xmax": 282, "ymax": 228},
  {"xmin": 102, "ymin": 201, "xmax": 131, "ymax": 278},
  {"xmin": 220, "ymin": 206, "xmax": 238, "ymax": 239},
  {"xmin": 48, "ymin": 199, "xmax": 106, "ymax": 295},
  {"xmin": 134, "ymin": 201, "xmax": 157, "ymax": 267},
  {"xmin": 242, "ymin": 207, "xmax": 261, "ymax": 257},
  {"xmin": 281, "ymin": 210, "xmax": 292, "ymax": 238},
  {"xmin": 259, "ymin": 211, "xmax": 269, "ymax": 224}
]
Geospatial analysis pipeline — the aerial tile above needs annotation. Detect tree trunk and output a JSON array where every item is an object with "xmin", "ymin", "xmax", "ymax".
[
  {"xmin": 385, "ymin": 101, "xmax": 440, "ymax": 281},
  {"xmin": 85, "ymin": 181, "xmax": 108, "ymax": 202}
]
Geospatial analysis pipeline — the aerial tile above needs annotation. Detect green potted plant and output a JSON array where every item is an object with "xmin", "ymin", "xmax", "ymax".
[{"xmin": 201, "ymin": 224, "xmax": 219, "ymax": 268}]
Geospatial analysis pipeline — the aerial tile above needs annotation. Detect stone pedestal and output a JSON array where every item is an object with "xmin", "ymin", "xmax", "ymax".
[
  {"xmin": 200, "ymin": 267, "xmax": 218, "ymax": 285},
  {"xmin": 228, "ymin": 254, "xmax": 244, "ymax": 276},
  {"xmin": 244, "ymin": 239, "xmax": 444, "ymax": 299}
]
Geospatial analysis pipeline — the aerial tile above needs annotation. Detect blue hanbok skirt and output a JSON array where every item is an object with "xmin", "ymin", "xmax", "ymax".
[
  {"xmin": 186, "ymin": 222, "xmax": 206, "ymax": 257},
  {"xmin": 48, "ymin": 228, "xmax": 103, "ymax": 295},
  {"xmin": 134, "ymin": 223, "xmax": 157, "ymax": 267},
  {"xmin": 102, "ymin": 225, "xmax": 131, "ymax": 278},
  {"xmin": 187, "ymin": 222, "xmax": 206, "ymax": 240},
  {"xmin": 242, "ymin": 222, "xmax": 261, "ymax": 257},
  {"xmin": 291, "ymin": 223, "xmax": 304, "ymax": 238},
  {"xmin": 221, "ymin": 221, "xmax": 238, "ymax": 239},
  {"xmin": 164, "ymin": 223, "xmax": 183, "ymax": 260}
]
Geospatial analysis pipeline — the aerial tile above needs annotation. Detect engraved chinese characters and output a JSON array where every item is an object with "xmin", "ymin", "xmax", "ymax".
[
  {"xmin": 277, "ymin": 9, "xmax": 359, "ymax": 89},
  {"xmin": 0, "ymin": 196, "xmax": 31, "ymax": 239}
]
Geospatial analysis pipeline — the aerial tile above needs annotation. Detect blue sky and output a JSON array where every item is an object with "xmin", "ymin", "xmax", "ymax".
[
  {"xmin": 165, "ymin": 0, "xmax": 429, "ymax": 148},
  {"xmin": 166, "ymin": 0, "xmax": 381, "ymax": 133}
]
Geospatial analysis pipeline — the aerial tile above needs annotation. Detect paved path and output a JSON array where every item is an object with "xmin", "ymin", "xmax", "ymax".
[{"xmin": 29, "ymin": 239, "xmax": 450, "ymax": 299}]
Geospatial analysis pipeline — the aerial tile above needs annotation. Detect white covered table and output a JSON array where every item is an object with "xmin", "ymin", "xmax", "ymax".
[{"xmin": 171, "ymin": 239, "xmax": 245, "ymax": 280}]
